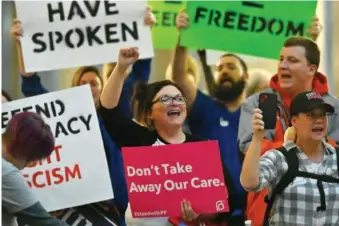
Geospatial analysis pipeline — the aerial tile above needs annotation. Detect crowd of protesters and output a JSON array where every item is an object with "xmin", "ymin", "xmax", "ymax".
[{"xmin": 2, "ymin": 4, "xmax": 339, "ymax": 226}]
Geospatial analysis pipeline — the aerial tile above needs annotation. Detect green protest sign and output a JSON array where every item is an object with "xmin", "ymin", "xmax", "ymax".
[
  {"xmin": 148, "ymin": 0, "xmax": 186, "ymax": 49},
  {"xmin": 180, "ymin": 1, "xmax": 317, "ymax": 59}
]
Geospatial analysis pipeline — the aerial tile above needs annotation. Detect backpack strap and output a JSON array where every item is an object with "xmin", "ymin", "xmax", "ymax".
[
  {"xmin": 336, "ymin": 147, "xmax": 339, "ymax": 176},
  {"xmin": 264, "ymin": 145, "xmax": 339, "ymax": 225},
  {"xmin": 263, "ymin": 146, "xmax": 299, "ymax": 226}
]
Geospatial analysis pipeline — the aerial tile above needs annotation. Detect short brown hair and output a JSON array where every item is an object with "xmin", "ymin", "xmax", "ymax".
[
  {"xmin": 71, "ymin": 66, "xmax": 103, "ymax": 87},
  {"xmin": 132, "ymin": 80, "xmax": 186, "ymax": 129},
  {"xmin": 3, "ymin": 112, "xmax": 55, "ymax": 163},
  {"xmin": 283, "ymin": 36, "xmax": 320, "ymax": 68}
]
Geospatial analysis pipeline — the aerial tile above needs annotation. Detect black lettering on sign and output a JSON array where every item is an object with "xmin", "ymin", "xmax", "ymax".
[
  {"xmin": 65, "ymin": 28, "xmax": 85, "ymax": 48},
  {"xmin": 194, "ymin": 7, "xmax": 207, "ymax": 23},
  {"xmin": 55, "ymin": 114, "xmax": 92, "ymax": 138},
  {"xmin": 105, "ymin": 24, "xmax": 119, "ymax": 43},
  {"xmin": 55, "ymin": 121, "xmax": 68, "ymax": 138},
  {"xmin": 122, "ymin": 22, "xmax": 139, "ymax": 41},
  {"xmin": 86, "ymin": 26, "xmax": 103, "ymax": 46},
  {"xmin": 223, "ymin": 11, "xmax": 236, "ymax": 29},
  {"xmin": 47, "ymin": 1, "xmax": 119, "ymax": 23},
  {"xmin": 238, "ymin": 13, "xmax": 249, "ymax": 31},
  {"xmin": 11, "ymin": 109, "xmax": 22, "ymax": 118},
  {"xmin": 164, "ymin": 0, "xmax": 182, "ymax": 4},
  {"xmin": 47, "ymin": 2, "xmax": 65, "ymax": 22},
  {"xmin": 251, "ymin": 17, "xmax": 266, "ymax": 32},
  {"xmin": 32, "ymin": 33, "xmax": 47, "ymax": 53},
  {"xmin": 67, "ymin": 1, "xmax": 86, "ymax": 20},
  {"xmin": 153, "ymin": 11, "xmax": 178, "ymax": 27},
  {"xmin": 31, "ymin": 22, "xmax": 139, "ymax": 52},
  {"xmin": 286, "ymin": 22, "xmax": 304, "ymax": 36},
  {"xmin": 36, "ymin": 100, "xmax": 65, "ymax": 118},
  {"xmin": 1, "ymin": 100, "xmax": 66, "ymax": 129},
  {"xmin": 104, "ymin": 1, "xmax": 119, "ymax": 15},
  {"xmin": 194, "ymin": 8, "xmax": 305, "ymax": 37},
  {"xmin": 83, "ymin": 0, "xmax": 100, "ymax": 17},
  {"xmin": 242, "ymin": 1, "xmax": 264, "ymax": 9},
  {"xmin": 23, "ymin": 106, "xmax": 33, "ymax": 112},
  {"xmin": 2, "ymin": 112, "xmax": 9, "ymax": 129}
]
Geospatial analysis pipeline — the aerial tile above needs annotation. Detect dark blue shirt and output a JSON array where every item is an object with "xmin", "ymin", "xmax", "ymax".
[{"xmin": 188, "ymin": 90, "xmax": 244, "ymax": 216}]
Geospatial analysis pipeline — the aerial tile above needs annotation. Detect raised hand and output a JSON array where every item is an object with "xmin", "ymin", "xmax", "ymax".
[
  {"xmin": 117, "ymin": 47, "xmax": 139, "ymax": 69},
  {"xmin": 181, "ymin": 199, "xmax": 198, "ymax": 222},
  {"xmin": 11, "ymin": 19, "xmax": 23, "ymax": 44},
  {"xmin": 144, "ymin": 6, "xmax": 156, "ymax": 26},
  {"xmin": 176, "ymin": 9, "xmax": 189, "ymax": 31},
  {"xmin": 307, "ymin": 16, "xmax": 322, "ymax": 41},
  {"xmin": 252, "ymin": 108, "xmax": 265, "ymax": 140}
]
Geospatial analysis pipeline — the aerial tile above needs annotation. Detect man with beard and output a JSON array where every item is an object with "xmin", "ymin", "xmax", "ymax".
[{"xmin": 170, "ymin": 11, "xmax": 249, "ymax": 225}]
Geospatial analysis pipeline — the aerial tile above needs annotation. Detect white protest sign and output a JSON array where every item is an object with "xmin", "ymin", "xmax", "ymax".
[
  {"xmin": 206, "ymin": 50, "xmax": 272, "ymax": 65},
  {"xmin": 15, "ymin": 0, "xmax": 154, "ymax": 72},
  {"xmin": 1, "ymin": 85, "xmax": 114, "ymax": 211}
]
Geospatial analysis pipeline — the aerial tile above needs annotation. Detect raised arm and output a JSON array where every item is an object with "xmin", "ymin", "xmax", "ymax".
[
  {"xmin": 171, "ymin": 10, "xmax": 197, "ymax": 111},
  {"xmin": 307, "ymin": 16, "xmax": 322, "ymax": 42},
  {"xmin": 119, "ymin": 58, "xmax": 152, "ymax": 118},
  {"xmin": 197, "ymin": 49, "xmax": 217, "ymax": 97},
  {"xmin": 99, "ymin": 47, "xmax": 153, "ymax": 147},
  {"xmin": 11, "ymin": 19, "xmax": 33, "ymax": 77},
  {"xmin": 240, "ymin": 108, "xmax": 286, "ymax": 191},
  {"xmin": 101, "ymin": 48, "xmax": 139, "ymax": 109},
  {"xmin": 238, "ymin": 93, "xmax": 281, "ymax": 154},
  {"xmin": 11, "ymin": 19, "xmax": 49, "ymax": 97}
]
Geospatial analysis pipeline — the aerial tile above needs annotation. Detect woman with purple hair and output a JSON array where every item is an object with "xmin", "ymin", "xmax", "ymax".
[{"xmin": 2, "ymin": 112, "xmax": 68, "ymax": 226}]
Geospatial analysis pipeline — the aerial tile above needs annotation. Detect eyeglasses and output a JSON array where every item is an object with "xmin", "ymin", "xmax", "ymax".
[
  {"xmin": 305, "ymin": 111, "xmax": 331, "ymax": 118},
  {"xmin": 152, "ymin": 95, "xmax": 187, "ymax": 105}
]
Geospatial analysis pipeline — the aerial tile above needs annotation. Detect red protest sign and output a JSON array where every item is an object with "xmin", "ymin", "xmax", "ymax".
[{"xmin": 122, "ymin": 140, "xmax": 229, "ymax": 218}]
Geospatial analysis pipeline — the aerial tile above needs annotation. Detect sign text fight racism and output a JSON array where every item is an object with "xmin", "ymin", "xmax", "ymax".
[{"xmin": 24, "ymin": 145, "xmax": 82, "ymax": 189}]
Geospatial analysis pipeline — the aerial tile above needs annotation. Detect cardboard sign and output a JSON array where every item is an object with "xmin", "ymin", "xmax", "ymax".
[
  {"xmin": 148, "ymin": 0, "xmax": 186, "ymax": 49},
  {"xmin": 15, "ymin": 0, "xmax": 153, "ymax": 72},
  {"xmin": 180, "ymin": 1, "xmax": 317, "ymax": 59},
  {"xmin": 122, "ymin": 141, "xmax": 228, "ymax": 218},
  {"xmin": 1, "ymin": 85, "xmax": 113, "ymax": 211}
]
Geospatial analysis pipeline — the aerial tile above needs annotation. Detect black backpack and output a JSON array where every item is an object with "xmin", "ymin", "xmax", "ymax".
[{"xmin": 263, "ymin": 146, "xmax": 339, "ymax": 226}]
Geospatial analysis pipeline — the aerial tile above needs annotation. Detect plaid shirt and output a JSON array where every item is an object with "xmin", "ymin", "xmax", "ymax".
[{"xmin": 249, "ymin": 141, "xmax": 339, "ymax": 226}]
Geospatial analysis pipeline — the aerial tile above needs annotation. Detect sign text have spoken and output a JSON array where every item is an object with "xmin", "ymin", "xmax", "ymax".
[{"xmin": 32, "ymin": 1, "xmax": 139, "ymax": 53}]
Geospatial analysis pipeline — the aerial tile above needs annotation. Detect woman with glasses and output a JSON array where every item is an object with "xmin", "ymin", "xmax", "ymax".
[
  {"xmin": 99, "ymin": 47, "xmax": 200, "ymax": 151},
  {"xmin": 99, "ymin": 47, "xmax": 230, "ymax": 226},
  {"xmin": 241, "ymin": 91, "xmax": 339, "ymax": 225}
]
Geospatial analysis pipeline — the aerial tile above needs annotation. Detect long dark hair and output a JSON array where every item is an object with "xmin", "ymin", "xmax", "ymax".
[{"xmin": 131, "ymin": 80, "xmax": 186, "ymax": 128}]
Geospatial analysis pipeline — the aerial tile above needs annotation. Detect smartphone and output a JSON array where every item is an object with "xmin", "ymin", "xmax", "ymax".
[{"xmin": 258, "ymin": 93, "xmax": 278, "ymax": 130}]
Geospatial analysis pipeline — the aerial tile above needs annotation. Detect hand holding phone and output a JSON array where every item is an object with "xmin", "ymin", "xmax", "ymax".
[{"xmin": 258, "ymin": 93, "xmax": 278, "ymax": 130}]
